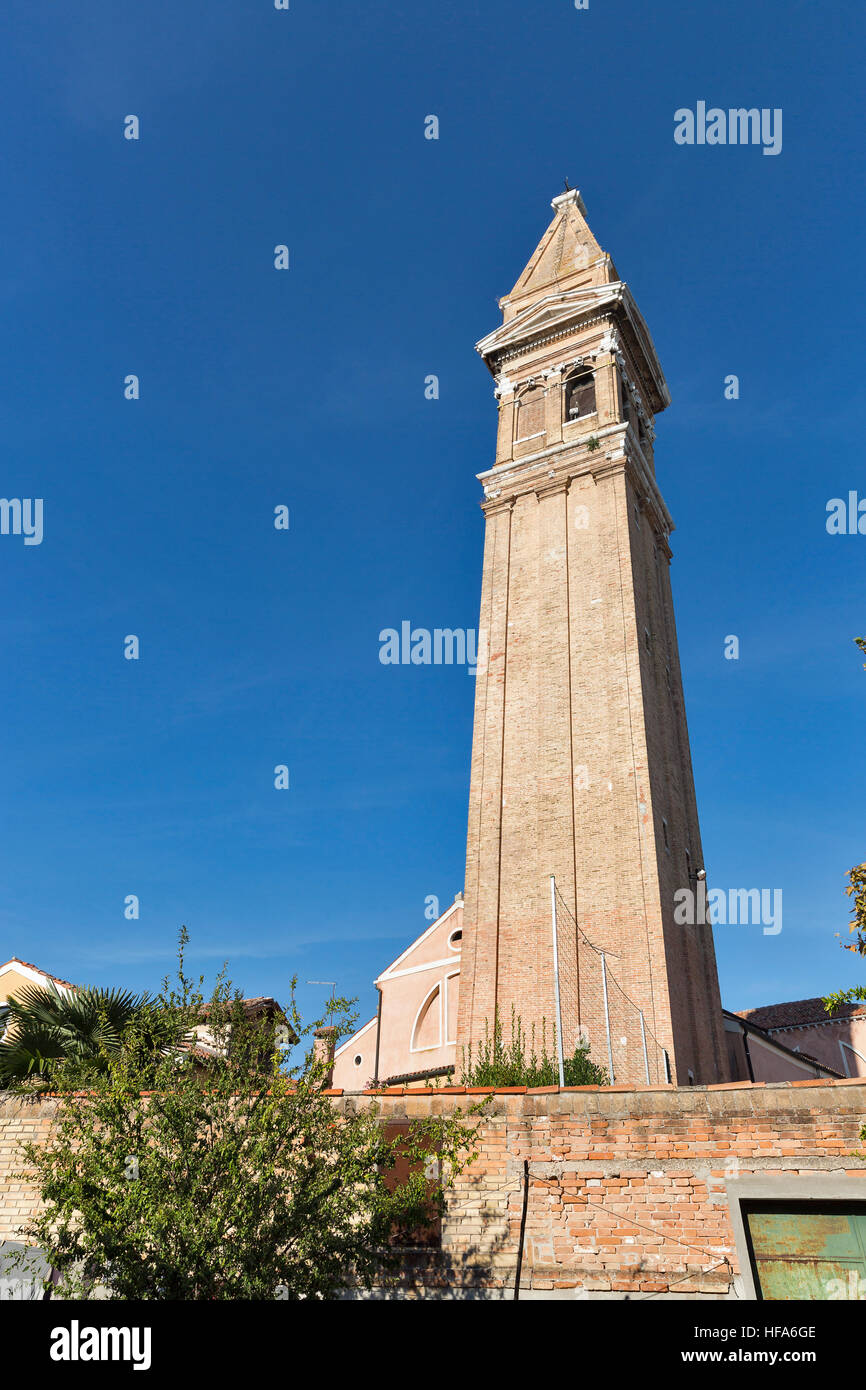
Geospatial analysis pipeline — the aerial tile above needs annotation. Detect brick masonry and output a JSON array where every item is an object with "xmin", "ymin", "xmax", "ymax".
[
  {"xmin": 4, "ymin": 1081, "xmax": 865, "ymax": 1297},
  {"xmin": 0, "ymin": 1094, "xmax": 60, "ymax": 1243},
  {"xmin": 345, "ymin": 1079, "xmax": 866, "ymax": 1295}
]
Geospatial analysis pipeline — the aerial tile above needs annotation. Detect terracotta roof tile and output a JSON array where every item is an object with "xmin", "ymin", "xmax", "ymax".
[
  {"xmin": 737, "ymin": 996, "xmax": 866, "ymax": 1030},
  {"xmin": 2, "ymin": 958, "xmax": 79, "ymax": 991}
]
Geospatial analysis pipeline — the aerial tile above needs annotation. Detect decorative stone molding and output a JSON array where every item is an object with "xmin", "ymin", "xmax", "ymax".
[
  {"xmin": 618, "ymin": 359, "xmax": 656, "ymax": 442},
  {"xmin": 493, "ymin": 311, "xmax": 612, "ymax": 368}
]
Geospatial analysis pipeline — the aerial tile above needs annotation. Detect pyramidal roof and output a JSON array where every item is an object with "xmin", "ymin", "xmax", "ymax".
[
  {"xmin": 477, "ymin": 189, "xmax": 671, "ymax": 415},
  {"xmin": 501, "ymin": 189, "xmax": 616, "ymax": 323}
]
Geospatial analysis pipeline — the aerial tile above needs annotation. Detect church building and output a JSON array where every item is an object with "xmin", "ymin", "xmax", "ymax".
[{"xmin": 333, "ymin": 190, "xmax": 843, "ymax": 1093}]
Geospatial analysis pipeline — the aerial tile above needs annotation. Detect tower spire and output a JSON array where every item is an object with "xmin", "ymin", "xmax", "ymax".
[{"xmin": 497, "ymin": 188, "xmax": 615, "ymax": 330}]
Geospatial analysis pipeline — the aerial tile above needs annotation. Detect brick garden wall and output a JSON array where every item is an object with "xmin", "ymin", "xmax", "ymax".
[
  {"xmin": 337, "ymin": 1077, "xmax": 866, "ymax": 1296},
  {"xmin": 0, "ymin": 1094, "xmax": 59, "ymax": 1242},
  {"xmin": 3, "ymin": 1079, "xmax": 865, "ymax": 1297}
]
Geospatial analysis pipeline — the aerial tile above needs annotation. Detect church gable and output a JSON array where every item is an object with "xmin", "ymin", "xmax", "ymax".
[
  {"xmin": 376, "ymin": 898, "xmax": 463, "ymax": 982},
  {"xmin": 330, "ymin": 899, "xmax": 463, "ymax": 1090}
]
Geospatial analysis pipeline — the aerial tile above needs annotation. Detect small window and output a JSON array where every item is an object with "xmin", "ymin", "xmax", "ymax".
[
  {"xmin": 564, "ymin": 368, "xmax": 596, "ymax": 422},
  {"xmin": 687, "ymin": 1069, "xmax": 695, "ymax": 1086},
  {"xmin": 644, "ymin": 627, "xmax": 652, "ymax": 653},
  {"xmin": 620, "ymin": 381, "xmax": 631, "ymax": 423},
  {"xmin": 353, "ymin": 1054, "xmax": 363, "ymax": 1067},
  {"xmin": 685, "ymin": 849, "xmax": 692, "ymax": 882},
  {"xmin": 447, "ymin": 929, "xmax": 462, "ymax": 952},
  {"xmin": 662, "ymin": 818, "xmax": 670, "ymax": 852}
]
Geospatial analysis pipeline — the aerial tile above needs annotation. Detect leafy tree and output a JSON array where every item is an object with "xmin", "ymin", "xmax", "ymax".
[
  {"xmin": 17, "ymin": 940, "xmax": 480, "ymax": 1299},
  {"xmin": 823, "ymin": 639, "xmax": 866, "ymax": 1016},
  {"xmin": 0, "ymin": 982, "xmax": 171, "ymax": 1090},
  {"xmin": 460, "ymin": 1005, "xmax": 608, "ymax": 1087},
  {"xmin": 824, "ymin": 862, "xmax": 866, "ymax": 1014}
]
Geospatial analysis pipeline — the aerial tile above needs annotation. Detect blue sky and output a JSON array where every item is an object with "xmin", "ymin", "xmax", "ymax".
[{"xmin": 0, "ymin": 0, "xmax": 863, "ymax": 1031}]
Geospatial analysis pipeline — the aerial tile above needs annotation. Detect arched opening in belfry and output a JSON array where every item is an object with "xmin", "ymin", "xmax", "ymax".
[{"xmin": 564, "ymin": 366, "xmax": 596, "ymax": 422}]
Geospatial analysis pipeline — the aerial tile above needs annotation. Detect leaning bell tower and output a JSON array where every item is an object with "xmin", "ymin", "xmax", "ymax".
[{"xmin": 456, "ymin": 189, "xmax": 728, "ymax": 1085}]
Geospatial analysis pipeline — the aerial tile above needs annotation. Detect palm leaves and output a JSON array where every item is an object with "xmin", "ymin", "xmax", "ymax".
[{"xmin": 0, "ymin": 983, "xmax": 155, "ymax": 1087}]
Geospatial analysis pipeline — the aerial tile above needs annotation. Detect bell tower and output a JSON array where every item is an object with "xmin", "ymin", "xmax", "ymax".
[{"xmin": 456, "ymin": 190, "xmax": 728, "ymax": 1085}]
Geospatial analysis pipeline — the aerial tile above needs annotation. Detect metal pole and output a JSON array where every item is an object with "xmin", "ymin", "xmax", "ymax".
[
  {"xmin": 639, "ymin": 1009, "xmax": 650, "ymax": 1084},
  {"xmin": 600, "ymin": 950, "xmax": 615, "ymax": 1084},
  {"xmin": 372, "ymin": 985, "xmax": 383, "ymax": 1086},
  {"xmin": 549, "ymin": 875, "xmax": 565, "ymax": 1088},
  {"xmin": 513, "ymin": 1159, "xmax": 530, "ymax": 1300}
]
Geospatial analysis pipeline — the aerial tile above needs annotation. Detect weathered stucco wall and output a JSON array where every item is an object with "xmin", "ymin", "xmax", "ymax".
[{"xmin": 3, "ymin": 1079, "xmax": 865, "ymax": 1298}]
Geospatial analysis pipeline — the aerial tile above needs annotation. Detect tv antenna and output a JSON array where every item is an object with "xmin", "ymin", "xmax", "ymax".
[{"xmin": 307, "ymin": 980, "xmax": 338, "ymax": 1024}]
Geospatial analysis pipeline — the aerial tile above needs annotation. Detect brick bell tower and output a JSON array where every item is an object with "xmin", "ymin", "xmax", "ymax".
[{"xmin": 456, "ymin": 189, "xmax": 728, "ymax": 1086}]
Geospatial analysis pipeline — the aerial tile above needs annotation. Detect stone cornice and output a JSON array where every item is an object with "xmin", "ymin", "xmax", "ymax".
[
  {"xmin": 477, "ymin": 421, "xmax": 624, "ymax": 483},
  {"xmin": 479, "ymin": 426, "xmax": 675, "ymax": 548},
  {"xmin": 491, "ymin": 313, "xmax": 611, "ymax": 371}
]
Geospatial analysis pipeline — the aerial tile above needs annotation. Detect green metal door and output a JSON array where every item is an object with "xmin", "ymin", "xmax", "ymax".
[{"xmin": 744, "ymin": 1201, "xmax": 866, "ymax": 1300}]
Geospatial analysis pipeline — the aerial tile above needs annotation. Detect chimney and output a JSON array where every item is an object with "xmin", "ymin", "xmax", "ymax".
[{"xmin": 313, "ymin": 1026, "xmax": 337, "ymax": 1086}]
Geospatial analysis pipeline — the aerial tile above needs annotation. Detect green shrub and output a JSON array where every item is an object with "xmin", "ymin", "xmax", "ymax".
[{"xmin": 460, "ymin": 1006, "xmax": 608, "ymax": 1088}]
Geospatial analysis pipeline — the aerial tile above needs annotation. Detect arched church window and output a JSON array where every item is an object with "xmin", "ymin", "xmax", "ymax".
[
  {"xmin": 564, "ymin": 367, "xmax": 596, "ymax": 422},
  {"xmin": 411, "ymin": 983, "xmax": 442, "ymax": 1052},
  {"xmin": 515, "ymin": 383, "xmax": 545, "ymax": 439}
]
